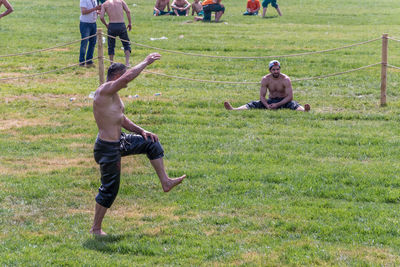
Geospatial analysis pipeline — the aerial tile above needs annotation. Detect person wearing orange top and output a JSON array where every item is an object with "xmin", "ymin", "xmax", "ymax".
[
  {"xmin": 194, "ymin": 0, "xmax": 224, "ymax": 22},
  {"xmin": 243, "ymin": 0, "xmax": 260, "ymax": 16}
]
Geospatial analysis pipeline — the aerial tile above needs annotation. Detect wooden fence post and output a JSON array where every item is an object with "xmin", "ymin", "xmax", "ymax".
[
  {"xmin": 380, "ymin": 33, "xmax": 388, "ymax": 106},
  {"xmin": 97, "ymin": 29, "xmax": 105, "ymax": 85}
]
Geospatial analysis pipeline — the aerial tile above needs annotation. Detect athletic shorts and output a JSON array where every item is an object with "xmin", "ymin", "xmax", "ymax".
[
  {"xmin": 93, "ymin": 133, "xmax": 164, "ymax": 208},
  {"xmin": 107, "ymin": 23, "xmax": 131, "ymax": 55},
  {"xmin": 203, "ymin": 4, "xmax": 225, "ymax": 21},
  {"xmin": 262, "ymin": 0, "xmax": 278, "ymax": 8},
  {"xmin": 172, "ymin": 8, "xmax": 188, "ymax": 16},
  {"xmin": 154, "ymin": 10, "xmax": 172, "ymax": 15},
  {"xmin": 246, "ymin": 98, "xmax": 300, "ymax": 110}
]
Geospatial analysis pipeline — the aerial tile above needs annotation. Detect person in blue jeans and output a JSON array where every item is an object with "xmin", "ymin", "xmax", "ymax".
[{"xmin": 79, "ymin": 0, "xmax": 101, "ymax": 67}]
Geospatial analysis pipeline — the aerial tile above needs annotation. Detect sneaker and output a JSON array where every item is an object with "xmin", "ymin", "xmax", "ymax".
[{"xmin": 86, "ymin": 63, "xmax": 96, "ymax": 68}]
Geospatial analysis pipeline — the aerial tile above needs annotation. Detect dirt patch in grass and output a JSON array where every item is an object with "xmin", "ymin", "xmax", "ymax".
[
  {"xmin": 0, "ymin": 156, "xmax": 96, "ymax": 176},
  {"xmin": 337, "ymin": 247, "xmax": 400, "ymax": 265},
  {"xmin": 0, "ymin": 118, "xmax": 60, "ymax": 131}
]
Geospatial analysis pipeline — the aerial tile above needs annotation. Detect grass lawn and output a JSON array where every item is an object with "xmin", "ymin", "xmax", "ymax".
[{"xmin": 1, "ymin": 0, "xmax": 400, "ymax": 265}]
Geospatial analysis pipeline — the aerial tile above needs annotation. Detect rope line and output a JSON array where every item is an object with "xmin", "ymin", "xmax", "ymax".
[
  {"xmin": 387, "ymin": 64, "xmax": 400, "ymax": 70},
  {"xmin": 103, "ymin": 57, "xmax": 380, "ymax": 84},
  {"xmin": 0, "ymin": 58, "xmax": 97, "ymax": 81},
  {"xmin": 0, "ymin": 34, "xmax": 97, "ymax": 58},
  {"xmin": 103, "ymin": 33, "xmax": 381, "ymax": 59},
  {"xmin": 387, "ymin": 37, "xmax": 400, "ymax": 43}
]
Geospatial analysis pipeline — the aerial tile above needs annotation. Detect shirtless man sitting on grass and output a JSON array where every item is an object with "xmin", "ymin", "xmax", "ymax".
[
  {"xmin": 224, "ymin": 60, "xmax": 310, "ymax": 112},
  {"xmin": 171, "ymin": 0, "xmax": 191, "ymax": 16},
  {"xmin": 90, "ymin": 53, "xmax": 186, "ymax": 236},
  {"xmin": 154, "ymin": 0, "xmax": 171, "ymax": 16}
]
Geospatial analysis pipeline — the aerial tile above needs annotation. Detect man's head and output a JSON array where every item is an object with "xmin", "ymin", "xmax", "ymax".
[
  {"xmin": 194, "ymin": 0, "xmax": 200, "ymax": 3},
  {"xmin": 269, "ymin": 60, "xmax": 281, "ymax": 78},
  {"xmin": 107, "ymin": 63, "xmax": 127, "ymax": 81}
]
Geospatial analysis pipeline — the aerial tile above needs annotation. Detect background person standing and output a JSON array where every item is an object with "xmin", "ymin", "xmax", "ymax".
[{"xmin": 79, "ymin": 0, "xmax": 101, "ymax": 67}]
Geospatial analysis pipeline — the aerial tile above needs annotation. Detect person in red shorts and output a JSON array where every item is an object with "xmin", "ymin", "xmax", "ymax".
[{"xmin": 243, "ymin": 0, "xmax": 260, "ymax": 16}]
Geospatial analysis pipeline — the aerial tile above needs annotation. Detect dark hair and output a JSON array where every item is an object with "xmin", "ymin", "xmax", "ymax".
[{"xmin": 107, "ymin": 63, "xmax": 127, "ymax": 81}]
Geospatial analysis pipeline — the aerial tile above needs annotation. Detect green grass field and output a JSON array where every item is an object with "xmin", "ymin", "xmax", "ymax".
[{"xmin": 1, "ymin": 0, "xmax": 400, "ymax": 265}]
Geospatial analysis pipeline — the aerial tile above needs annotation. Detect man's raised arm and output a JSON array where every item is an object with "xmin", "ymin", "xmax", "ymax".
[{"xmin": 102, "ymin": 53, "xmax": 161, "ymax": 96}]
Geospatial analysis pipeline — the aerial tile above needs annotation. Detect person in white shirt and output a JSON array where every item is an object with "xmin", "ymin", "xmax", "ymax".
[{"xmin": 79, "ymin": 0, "xmax": 101, "ymax": 67}]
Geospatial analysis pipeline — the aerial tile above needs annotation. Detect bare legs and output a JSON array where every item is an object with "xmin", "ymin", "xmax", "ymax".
[
  {"xmin": 150, "ymin": 157, "xmax": 186, "ymax": 192},
  {"xmin": 224, "ymin": 101, "xmax": 249, "ymax": 110},
  {"xmin": 262, "ymin": 7, "xmax": 282, "ymax": 17},
  {"xmin": 108, "ymin": 50, "xmax": 130, "ymax": 67},
  {"xmin": 90, "ymin": 157, "xmax": 185, "ymax": 236},
  {"xmin": 124, "ymin": 50, "xmax": 131, "ymax": 67},
  {"xmin": 215, "ymin": 11, "xmax": 224, "ymax": 22},
  {"xmin": 225, "ymin": 101, "xmax": 310, "ymax": 112},
  {"xmin": 90, "ymin": 203, "xmax": 108, "ymax": 236}
]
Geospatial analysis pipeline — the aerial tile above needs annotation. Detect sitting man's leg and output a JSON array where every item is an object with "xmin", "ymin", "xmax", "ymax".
[
  {"xmin": 121, "ymin": 134, "xmax": 185, "ymax": 192},
  {"xmin": 224, "ymin": 100, "xmax": 265, "ymax": 110}
]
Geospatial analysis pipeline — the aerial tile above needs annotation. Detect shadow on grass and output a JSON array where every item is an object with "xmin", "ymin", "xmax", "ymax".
[
  {"xmin": 262, "ymin": 15, "xmax": 278, "ymax": 19},
  {"xmin": 83, "ymin": 233, "xmax": 159, "ymax": 255}
]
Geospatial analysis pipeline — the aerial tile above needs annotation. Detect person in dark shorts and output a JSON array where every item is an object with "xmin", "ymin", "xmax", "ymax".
[
  {"xmin": 194, "ymin": 0, "xmax": 224, "ymax": 22},
  {"xmin": 224, "ymin": 60, "xmax": 310, "ymax": 112},
  {"xmin": 262, "ymin": 0, "xmax": 281, "ymax": 17},
  {"xmin": 100, "ymin": 0, "xmax": 132, "ymax": 66},
  {"xmin": 154, "ymin": 0, "xmax": 172, "ymax": 16},
  {"xmin": 90, "ymin": 53, "xmax": 186, "ymax": 236}
]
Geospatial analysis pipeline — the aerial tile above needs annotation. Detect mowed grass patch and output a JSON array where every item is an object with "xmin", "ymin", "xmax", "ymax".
[{"xmin": 1, "ymin": 0, "xmax": 400, "ymax": 265}]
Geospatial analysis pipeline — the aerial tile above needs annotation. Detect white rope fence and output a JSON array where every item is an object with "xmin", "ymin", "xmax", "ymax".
[
  {"xmin": 104, "ymin": 33, "xmax": 381, "ymax": 59},
  {"xmin": 0, "ymin": 31, "xmax": 398, "ymax": 105},
  {"xmin": 103, "ymin": 57, "xmax": 380, "ymax": 84}
]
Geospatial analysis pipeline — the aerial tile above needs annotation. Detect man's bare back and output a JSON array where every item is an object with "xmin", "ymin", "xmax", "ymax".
[
  {"xmin": 155, "ymin": 0, "xmax": 170, "ymax": 10},
  {"xmin": 102, "ymin": 0, "xmax": 128, "ymax": 23}
]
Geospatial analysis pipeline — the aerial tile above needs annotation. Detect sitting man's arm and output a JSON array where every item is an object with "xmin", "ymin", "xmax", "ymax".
[
  {"xmin": 101, "ymin": 53, "xmax": 161, "ymax": 96},
  {"xmin": 183, "ymin": 0, "xmax": 191, "ymax": 10},
  {"xmin": 122, "ymin": 115, "xmax": 159, "ymax": 142},
  {"xmin": 0, "ymin": 0, "xmax": 13, "ymax": 19},
  {"xmin": 260, "ymin": 77, "xmax": 270, "ymax": 109}
]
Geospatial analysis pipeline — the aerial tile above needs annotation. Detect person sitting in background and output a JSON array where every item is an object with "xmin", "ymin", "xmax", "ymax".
[
  {"xmin": 243, "ymin": 0, "xmax": 260, "ymax": 16},
  {"xmin": 224, "ymin": 60, "xmax": 310, "ymax": 112},
  {"xmin": 194, "ymin": 0, "xmax": 224, "ymax": 22},
  {"xmin": 154, "ymin": 0, "xmax": 171, "ymax": 16},
  {"xmin": 0, "ymin": 0, "xmax": 13, "ymax": 19},
  {"xmin": 171, "ymin": 0, "xmax": 191, "ymax": 16},
  {"xmin": 191, "ymin": 0, "xmax": 203, "ymax": 16}
]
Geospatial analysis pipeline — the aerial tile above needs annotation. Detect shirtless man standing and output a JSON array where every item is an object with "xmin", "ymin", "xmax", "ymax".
[
  {"xmin": 90, "ymin": 53, "xmax": 186, "ymax": 236},
  {"xmin": 224, "ymin": 60, "xmax": 310, "ymax": 111},
  {"xmin": 154, "ymin": 0, "xmax": 171, "ymax": 16},
  {"xmin": 171, "ymin": 0, "xmax": 191, "ymax": 16},
  {"xmin": 100, "ymin": 0, "xmax": 132, "ymax": 66},
  {"xmin": 0, "ymin": 0, "xmax": 13, "ymax": 19}
]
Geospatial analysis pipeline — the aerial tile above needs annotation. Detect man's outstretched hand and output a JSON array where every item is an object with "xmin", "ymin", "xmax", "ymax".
[{"xmin": 145, "ymin": 53, "xmax": 161, "ymax": 65}]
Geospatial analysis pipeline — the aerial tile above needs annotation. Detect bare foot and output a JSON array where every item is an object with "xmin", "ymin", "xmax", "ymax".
[
  {"xmin": 90, "ymin": 228, "xmax": 107, "ymax": 236},
  {"xmin": 162, "ymin": 175, "xmax": 186, "ymax": 192},
  {"xmin": 304, "ymin": 104, "xmax": 311, "ymax": 112},
  {"xmin": 224, "ymin": 101, "xmax": 233, "ymax": 110}
]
